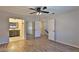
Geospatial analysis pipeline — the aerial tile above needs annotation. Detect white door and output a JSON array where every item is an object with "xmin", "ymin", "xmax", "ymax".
[
  {"xmin": 48, "ymin": 19, "xmax": 55, "ymax": 40},
  {"xmin": 35, "ymin": 21, "xmax": 41, "ymax": 37}
]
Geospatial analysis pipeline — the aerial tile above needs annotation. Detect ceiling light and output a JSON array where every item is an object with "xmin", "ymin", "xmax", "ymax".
[
  {"xmin": 36, "ymin": 12, "xmax": 42, "ymax": 15},
  {"xmin": 39, "ymin": 13, "xmax": 42, "ymax": 15},
  {"xmin": 36, "ymin": 12, "xmax": 39, "ymax": 15}
]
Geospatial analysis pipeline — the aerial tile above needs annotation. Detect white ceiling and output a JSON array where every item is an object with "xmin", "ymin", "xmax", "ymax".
[{"xmin": 0, "ymin": 6, "xmax": 79, "ymax": 16}]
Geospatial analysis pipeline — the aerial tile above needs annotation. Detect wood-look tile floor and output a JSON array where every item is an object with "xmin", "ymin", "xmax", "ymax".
[{"xmin": 0, "ymin": 36, "xmax": 79, "ymax": 52}]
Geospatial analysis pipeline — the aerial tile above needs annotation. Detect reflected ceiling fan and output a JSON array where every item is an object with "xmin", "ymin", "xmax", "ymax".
[{"xmin": 29, "ymin": 6, "xmax": 50, "ymax": 15}]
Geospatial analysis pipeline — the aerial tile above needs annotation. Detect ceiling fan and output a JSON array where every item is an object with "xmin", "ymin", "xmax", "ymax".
[{"xmin": 29, "ymin": 6, "xmax": 50, "ymax": 15}]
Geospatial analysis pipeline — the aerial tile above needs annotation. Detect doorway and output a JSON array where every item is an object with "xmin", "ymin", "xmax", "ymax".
[{"xmin": 9, "ymin": 18, "xmax": 25, "ymax": 42}]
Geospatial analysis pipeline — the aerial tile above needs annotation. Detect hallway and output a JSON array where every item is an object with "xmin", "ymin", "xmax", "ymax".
[{"xmin": 0, "ymin": 36, "xmax": 79, "ymax": 52}]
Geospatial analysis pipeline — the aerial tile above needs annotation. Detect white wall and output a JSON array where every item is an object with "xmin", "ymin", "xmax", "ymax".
[
  {"xmin": 55, "ymin": 9, "xmax": 79, "ymax": 48},
  {"xmin": 0, "ymin": 11, "xmax": 23, "ymax": 44}
]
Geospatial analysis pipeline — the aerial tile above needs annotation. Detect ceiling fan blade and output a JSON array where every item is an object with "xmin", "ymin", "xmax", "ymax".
[
  {"xmin": 29, "ymin": 8, "xmax": 35, "ymax": 10},
  {"xmin": 43, "ymin": 6, "xmax": 47, "ymax": 10},
  {"xmin": 41, "ymin": 11, "xmax": 49, "ymax": 13},
  {"xmin": 29, "ymin": 12, "xmax": 37, "ymax": 14}
]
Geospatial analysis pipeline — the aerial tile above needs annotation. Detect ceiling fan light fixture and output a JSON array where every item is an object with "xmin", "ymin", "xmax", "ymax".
[
  {"xmin": 36, "ymin": 12, "xmax": 42, "ymax": 15},
  {"xmin": 36, "ymin": 12, "xmax": 39, "ymax": 15},
  {"xmin": 39, "ymin": 13, "xmax": 42, "ymax": 15}
]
